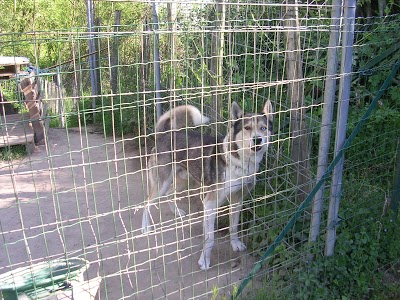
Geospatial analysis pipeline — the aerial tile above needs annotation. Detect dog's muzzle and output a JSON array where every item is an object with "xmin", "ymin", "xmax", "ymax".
[{"xmin": 252, "ymin": 137, "xmax": 264, "ymax": 151}]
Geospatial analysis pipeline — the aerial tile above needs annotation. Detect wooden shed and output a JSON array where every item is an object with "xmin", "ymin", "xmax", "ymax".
[
  {"xmin": 0, "ymin": 56, "xmax": 30, "ymax": 79},
  {"xmin": 0, "ymin": 56, "xmax": 44, "ymax": 153}
]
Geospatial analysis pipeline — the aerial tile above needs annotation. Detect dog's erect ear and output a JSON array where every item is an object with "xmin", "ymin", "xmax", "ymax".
[
  {"xmin": 231, "ymin": 101, "xmax": 243, "ymax": 120},
  {"xmin": 263, "ymin": 100, "xmax": 273, "ymax": 121}
]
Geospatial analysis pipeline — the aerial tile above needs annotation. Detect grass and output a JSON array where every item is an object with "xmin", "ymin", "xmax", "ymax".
[{"xmin": 0, "ymin": 145, "xmax": 27, "ymax": 161}]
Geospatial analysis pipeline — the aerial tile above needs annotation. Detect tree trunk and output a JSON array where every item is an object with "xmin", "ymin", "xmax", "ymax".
[
  {"xmin": 111, "ymin": 10, "xmax": 121, "ymax": 95},
  {"xmin": 20, "ymin": 76, "xmax": 45, "ymax": 145},
  {"xmin": 284, "ymin": 0, "xmax": 311, "ymax": 202},
  {"xmin": 210, "ymin": 0, "xmax": 225, "ymax": 134},
  {"xmin": 167, "ymin": 3, "xmax": 177, "ymax": 106}
]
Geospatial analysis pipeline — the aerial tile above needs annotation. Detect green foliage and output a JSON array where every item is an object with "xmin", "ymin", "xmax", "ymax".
[
  {"xmin": 293, "ymin": 210, "xmax": 399, "ymax": 300},
  {"xmin": 248, "ymin": 192, "xmax": 399, "ymax": 300},
  {"xmin": 0, "ymin": 145, "xmax": 27, "ymax": 161},
  {"xmin": 345, "ymin": 104, "xmax": 400, "ymax": 187},
  {"xmin": 243, "ymin": 13, "xmax": 400, "ymax": 292},
  {"xmin": 54, "ymin": 95, "xmax": 146, "ymax": 139},
  {"xmin": 249, "ymin": 169, "xmax": 400, "ymax": 300},
  {"xmin": 0, "ymin": 1, "xmax": 147, "ymax": 67}
]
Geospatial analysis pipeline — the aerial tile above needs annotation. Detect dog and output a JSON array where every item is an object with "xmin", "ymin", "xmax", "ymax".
[{"xmin": 141, "ymin": 101, "xmax": 273, "ymax": 270}]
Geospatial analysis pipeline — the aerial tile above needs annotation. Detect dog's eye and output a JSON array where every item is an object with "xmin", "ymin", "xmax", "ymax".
[
  {"xmin": 244, "ymin": 126, "xmax": 251, "ymax": 131},
  {"xmin": 260, "ymin": 126, "xmax": 267, "ymax": 131}
]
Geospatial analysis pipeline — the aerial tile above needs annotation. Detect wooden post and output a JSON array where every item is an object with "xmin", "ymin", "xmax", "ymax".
[
  {"xmin": 284, "ymin": 0, "xmax": 311, "ymax": 202},
  {"xmin": 325, "ymin": 0, "xmax": 356, "ymax": 256},
  {"xmin": 56, "ymin": 69, "xmax": 65, "ymax": 127},
  {"xmin": 309, "ymin": 0, "xmax": 342, "ymax": 243},
  {"xmin": 152, "ymin": 2, "xmax": 162, "ymax": 119},
  {"xmin": 20, "ymin": 76, "xmax": 45, "ymax": 145},
  {"xmin": 111, "ymin": 10, "xmax": 121, "ymax": 95},
  {"xmin": 86, "ymin": 0, "xmax": 98, "ymax": 123},
  {"xmin": 140, "ymin": 22, "xmax": 150, "ymax": 89},
  {"xmin": 210, "ymin": 0, "xmax": 225, "ymax": 134},
  {"xmin": 72, "ymin": 41, "xmax": 81, "ymax": 109},
  {"xmin": 167, "ymin": 3, "xmax": 177, "ymax": 106},
  {"xmin": 392, "ymin": 136, "xmax": 400, "ymax": 217}
]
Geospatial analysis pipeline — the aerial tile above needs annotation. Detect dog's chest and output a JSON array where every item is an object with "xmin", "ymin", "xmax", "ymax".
[{"xmin": 223, "ymin": 162, "xmax": 258, "ymax": 194}]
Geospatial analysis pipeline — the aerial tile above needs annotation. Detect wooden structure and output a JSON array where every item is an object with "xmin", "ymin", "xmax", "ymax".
[
  {"xmin": 0, "ymin": 113, "xmax": 35, "ymax": 154},
  {"xmin": 0, "ymin": 56, "xmax": 45, "ymax": 153},
  {"xmin": 0, "ymin": 56, "xmax": 30, "ymax": 79},
  {"xmin": 20, "ymin": 75, "xmax": 45, "ymax": 144}
]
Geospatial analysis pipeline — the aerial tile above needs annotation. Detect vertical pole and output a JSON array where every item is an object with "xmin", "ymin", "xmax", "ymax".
[
  {"xmin": 20, "ymin": 74, "xmax": 45, "ymax": 144},
  {"xmin": 285, "ymin": 0, "xmax": 310, "ymax": 203},
  {"xmin": 56, "ymin": 69, "xmax": 65, "ymax": 128},
  {"xmin": 167, "ymin": 2, "xmax": 177, "ymax": 106},
  {"xmin": 152, "ymin": 2, "xmax": 162, "ymax": 120},
  {"xmin": 111, "ymin": 10, "xmax": 121, "ymax": 95},
  {"xmin": 71, "ymin": 41, "xmax": 81, "ymax": 108},
  {"xmin": 325, "ymin": 0, "xmax": 356, "ymax": 256},
  {"xmin": 309, "ymin": 0, "xmax": 342, "ymax": 242},
  {"xmin": 210, "ymin": 0, "xmax": 225, "ymax": 134},
  {"xmin": 86, "ymin": 0, "xmax": 98, "ymax": 123},
  {"xmin": 392, "ymin": 137, "xmax": 400, "ymax": 217}
]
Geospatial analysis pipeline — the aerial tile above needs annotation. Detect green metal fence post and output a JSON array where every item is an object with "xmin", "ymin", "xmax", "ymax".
[{"xmin": 392, "ymin": 137, "xmax": 400, "ymax": 217}]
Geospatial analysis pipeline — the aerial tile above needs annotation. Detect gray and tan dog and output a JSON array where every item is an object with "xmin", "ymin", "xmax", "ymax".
[{"xmin": 141, "ymin": 101, "xmax": 273, "ymax": 270}]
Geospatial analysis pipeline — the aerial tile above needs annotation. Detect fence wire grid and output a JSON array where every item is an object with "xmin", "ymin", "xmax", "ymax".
[{"xmin": 0, "ymin": 1, "xmax": 399, "ymax": 300}]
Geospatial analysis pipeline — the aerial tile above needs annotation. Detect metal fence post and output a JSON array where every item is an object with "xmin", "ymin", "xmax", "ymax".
[
  {"xmin": 309, "ymin": 0, "xmax": 342, "ymax": 243},
  {"xmin": 110, "ymin": 10, "xmax": 121, "ymax": 95},
  {"xmin": 152, "ymin": 2, "xmax": 162, "ymax": 120},
  {"xmin": 325, "ymin": 0, "xmax": 356, "ymax": 256},
  {"xmin": 86, "ymin": 0, "xmax": 98, "ymax": 123},
  {"xmin": 210, "ymin": 0, "xmax": 225, "ymax": 134},
  {"xmin": 392, "ymin": 137, "xmax": 400, "ymax": 217}
]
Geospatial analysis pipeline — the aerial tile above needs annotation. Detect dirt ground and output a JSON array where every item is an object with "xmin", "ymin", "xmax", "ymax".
[{"xmin": 0, "ymin": 127, "xmax": 259, "ymax": 299}]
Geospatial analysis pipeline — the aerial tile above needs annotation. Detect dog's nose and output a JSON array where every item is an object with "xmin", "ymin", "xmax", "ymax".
[{"xmin": 253, "ymin": 137, "xmax": 263, "ymax": 146}]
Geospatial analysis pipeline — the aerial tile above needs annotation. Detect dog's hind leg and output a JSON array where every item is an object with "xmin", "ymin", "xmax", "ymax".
[
  {"xmin": 198, "ymin": 192, "xmax": 218, "ymax": 270},
  {"xmin": 141, "ymin": 169, "xmax": 173, "ymax": 234},
  {"xmin": 168, "ymin": 201, "xmax": 186, "ymax": 218},
  {"xmin": 167, "ymin": 168, "xmax": 188, "ymax": 218},
  {"xmin": 229, "ymin": 192, "xmax": 247, "ymax": 252}
]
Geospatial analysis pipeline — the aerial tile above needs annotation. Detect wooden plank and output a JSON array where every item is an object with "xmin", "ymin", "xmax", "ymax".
[
  {"xmin": 0, "ymin": 56, "xmax": 30, "ymax": 66},
  {"xmin": 0, "ymin": 113, "xmax": 35, "ymax": 153},
  {"xmin": 0, "ymin": 56, "xmax": 30, "ymax": 79},
  {"xmin": 0, "ymin": 72, "xmax": 18, "ymax": 78},
  {"xmin": 20, "ymin": 77, "xmax": 45, "ymax": 144}
]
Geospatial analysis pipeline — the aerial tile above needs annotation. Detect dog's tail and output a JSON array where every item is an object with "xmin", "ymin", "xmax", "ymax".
[{"xmin": 156, "ymin": 105, "xmax": 210, "ymax": 132}]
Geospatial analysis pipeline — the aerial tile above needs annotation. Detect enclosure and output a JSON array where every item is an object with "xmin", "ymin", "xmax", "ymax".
[{"xmin": 0, "ymin": 0, "xmax": 399, "ymax": 299}]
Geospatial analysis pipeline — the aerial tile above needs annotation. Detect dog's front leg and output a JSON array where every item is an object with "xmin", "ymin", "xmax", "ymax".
[
  {"xmin": 198, "ymin": 196, "xmax": 217, "ymax": 270},
  {"xmin": 229, "ymin": 193, "xmax": 246, "ymax": 252},
  {"xmin": 229, "ymin": 202, "xmax": 247, "ymax": 252},
  {"xmin": 141, "ymin": 206, "xmax": 152, "ymax": 234}
]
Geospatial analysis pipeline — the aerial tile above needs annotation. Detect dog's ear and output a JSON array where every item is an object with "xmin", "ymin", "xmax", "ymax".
[
  {"xmin": 231, "ymin": 101, "xmax": 243, "ymax": 120},
  {"xmin": 263, "ymin": 100, "xmax": 273, "ymax": 121}
]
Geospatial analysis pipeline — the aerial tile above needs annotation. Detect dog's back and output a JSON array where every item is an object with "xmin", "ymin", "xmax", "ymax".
[
  {"xmin": 156, "ymin": 105, "xmax": 210, "ymax": 132},
  {"xmin": 154, "ymin": 105, "xmax": 226, "ymax": 186},
  {"xmin": 155, "ymin": 130, "xmax": 225, "ymax": 186}
]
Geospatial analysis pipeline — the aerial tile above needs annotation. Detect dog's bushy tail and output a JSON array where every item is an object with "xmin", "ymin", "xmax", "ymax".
[{"xmin": 156, "ymin": 105, "xmax": 210, "ymax": 132}]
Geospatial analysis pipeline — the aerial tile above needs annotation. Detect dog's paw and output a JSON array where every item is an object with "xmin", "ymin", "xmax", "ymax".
[
  {"xmin": 231, "ymin": 239, "xmax": 246, "ymax": 252},
  {"xmin": 175, "ymin": 208, "xmax": 186, "ymax": 218},
  {"xmin": 141, "ymin": 210, "xmax": 153, "ymax": 234},
  {"xmin": 198, "ymin": 252, "xmax": 210, "ymax": 270},
  {"xmin": 141, "ymin": 224, "xmax": 153, "ymax": 234}
]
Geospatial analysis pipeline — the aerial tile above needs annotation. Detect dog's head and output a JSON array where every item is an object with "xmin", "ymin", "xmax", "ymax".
[{"xmin": 227, "ymin": 100, "xmax": 273, "ymax": 158}]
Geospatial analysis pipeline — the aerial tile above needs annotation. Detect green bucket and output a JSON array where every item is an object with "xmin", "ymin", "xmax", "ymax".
[{"xmin": 0, "ymin": 258, "xmax": 89, "ymax": 300}]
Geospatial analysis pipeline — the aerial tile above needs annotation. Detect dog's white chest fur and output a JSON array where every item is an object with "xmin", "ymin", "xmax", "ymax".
[{"xmin": 222, "ymin": 154, "xmax": 260, "ymax": 196}]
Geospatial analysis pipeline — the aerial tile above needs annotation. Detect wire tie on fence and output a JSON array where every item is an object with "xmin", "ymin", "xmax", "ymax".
[
  {"xmin": 327, "ymin": 215, "xmax": 344, "ymax": 230},
  {"xmin": 233, "ymin": 61, "xmax": 400, "ymax": 299}
]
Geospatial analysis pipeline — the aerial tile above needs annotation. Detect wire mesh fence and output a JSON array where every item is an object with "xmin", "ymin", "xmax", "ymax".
[{"xmin": 0, "ymin": 1, "xmax": 399, "ymax": 299}]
